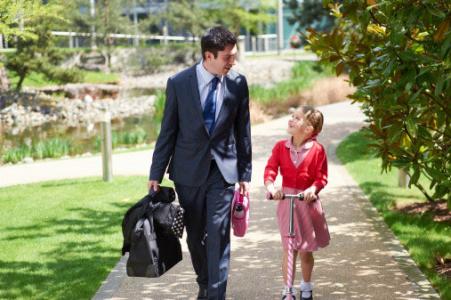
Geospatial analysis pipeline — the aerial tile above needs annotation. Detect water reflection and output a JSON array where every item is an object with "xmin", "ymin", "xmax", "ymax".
[{"xmin": 0, "ymin": 113, "xmax": 160, "ymax": 162}]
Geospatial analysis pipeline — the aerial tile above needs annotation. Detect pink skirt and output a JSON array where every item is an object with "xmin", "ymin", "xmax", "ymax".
[{"xmin": 277, "ymin": 187, "xmax": 330, "ymax": 252}]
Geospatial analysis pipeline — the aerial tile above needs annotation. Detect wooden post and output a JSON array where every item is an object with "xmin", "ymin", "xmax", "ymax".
[
  {"xmin": 69, "ymin": 32, "xmax": 73, "ymax": 48},
  {"xmin": 101, "ymin": 112, "xmax": 113, "ymax": 182},
  {"xmin": 398, "ymin": 169, "xmax": 409, "ymax": 188}
]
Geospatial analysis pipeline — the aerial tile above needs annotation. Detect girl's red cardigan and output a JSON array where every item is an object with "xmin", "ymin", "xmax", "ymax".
[{"xmin": 264, "ymin": 139, "xmax": 328, "ymax": 192}]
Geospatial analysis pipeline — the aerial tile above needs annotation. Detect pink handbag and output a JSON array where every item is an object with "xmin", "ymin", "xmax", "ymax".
[{"xmin": 231, "ymin": 189, "xmax": 250, "ymax": 237}]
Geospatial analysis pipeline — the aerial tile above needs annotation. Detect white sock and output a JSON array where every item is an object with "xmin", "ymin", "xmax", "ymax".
[{"xmin": 300, "ymin": 281, "xmax": 312, "ymax": 298}]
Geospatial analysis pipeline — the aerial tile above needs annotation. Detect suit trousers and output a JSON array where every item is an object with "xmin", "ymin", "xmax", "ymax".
[{"xmin": 175, "ymin": 161, "xmax": 235, "ymax": 300}]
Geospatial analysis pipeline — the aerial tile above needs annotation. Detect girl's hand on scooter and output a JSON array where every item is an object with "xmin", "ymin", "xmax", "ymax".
[
  {"xmin": 265, "ymin": 182, "xmax": 283, "ymax": 200},
  {"xmin": 265, "ymin": 181, "xmax": 275, "ymax": 200},
  {"xmin": 265, "ymin": 190, "xmax": 283, "ymax": 200},
  {"xmin": 303, "ymin": 186, "xmax": 318, "ymax": 203},
  {"xmin": 271, "ymin": 189, "xmax": 284, "ymax": 200}
]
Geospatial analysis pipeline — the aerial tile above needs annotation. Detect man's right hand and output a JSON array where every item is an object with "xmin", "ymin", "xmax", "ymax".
[{"xmin": 148, "ymin": 180, "xmax": 160, "ymax": 192}]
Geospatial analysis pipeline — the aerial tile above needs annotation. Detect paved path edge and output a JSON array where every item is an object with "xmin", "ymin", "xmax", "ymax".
[
  {"xmin": 351, "ymin": 180, "xmax": 440, "ymax": 297},
  {"xmin": 92, "ymin": 140, "xmax": 440, "ymax": 299}
]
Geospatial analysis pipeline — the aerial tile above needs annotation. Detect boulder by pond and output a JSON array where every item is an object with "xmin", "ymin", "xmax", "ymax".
[{"xmin": 0, "ymin": 85, "xmax": 156, "ymax": 132}]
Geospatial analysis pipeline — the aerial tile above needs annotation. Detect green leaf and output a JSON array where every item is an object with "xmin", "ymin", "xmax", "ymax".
[
  {"xmin": 433, "ymin": 184, "xmax": 448, "ymax": 199},
  {"xmin": 425, "ymin": 166, "xmax": 445, "ymax": 180},
  {"xmin": 427, "ymin": 6, "xmax": 446, "ymax": 18},
  {"xmin": 392, "ymin": 157, "xmax": 411, "ymax": 168},
  {"xmin": 409, "ymin": 88, "xmax": 423, "ymax": 103},
  {"xmin": 417, "ymin": 126, "xmax": 433, "ymax": 141},
  {"xmin": 383, "ymin": 60, "xmax": 395, "ymax": 77},
  {"xmin": 406, "ymin": 117, "xmax": 417, "ymax": 138},
  {"xmin": 433, "ymin": 18, "xmax": 450, "ymax": 42},
  {"xmin": 409, "ymin": 167, "xmax": 420, "ymax": 186},
  {"xmin": 435, "ymin": 79, "xmax": 444, "ymax": 96},
  {"xmin": 429, "ymin": 179, "xmax": 437, "ymax": 190},
  {"xmin": 336, "ymin": 61, "xmax": 345, "ymax": 76},
  {"xmin": 440, "ymin": 32, "xmax": 451, "ymax": 58}
]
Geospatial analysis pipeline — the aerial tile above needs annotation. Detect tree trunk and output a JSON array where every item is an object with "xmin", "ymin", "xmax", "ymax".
[
  {"xmin": 103, "ymin": 0, "xmax": 112, "ymax": 70},
  {"xmin": 16, "ymin": 71, "xmax": 27, "ymax": 91},
  {"xmin": 192, "ymin": 33, "xmax": 197, "ymax": 63},
  {"xmin": 415, "ymin": 181, "xmax": 435, "ymax": 202},
  {"xmin": 107, "ymin": 45, "xmax": 112, "ymax": 70},
  {"xmin": 0, "ymin": 65, "xmax": 9, "ymax": 92}
]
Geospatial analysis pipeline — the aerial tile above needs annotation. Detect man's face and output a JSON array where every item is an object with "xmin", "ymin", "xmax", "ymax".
[{"xmin": 204, "ymin": 44, "xmax": 237, "ymax": 76}]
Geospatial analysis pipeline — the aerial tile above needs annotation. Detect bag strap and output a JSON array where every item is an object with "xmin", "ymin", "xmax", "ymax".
[
  {"xmin": 146, "ymin": 201, "xmax": 160, "ymax": 216},
  {"xmin": 144, "ymin": 214, "xmax": 159, "ymax": 265}
]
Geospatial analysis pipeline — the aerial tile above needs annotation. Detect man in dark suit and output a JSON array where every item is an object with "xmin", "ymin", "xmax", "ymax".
[{"xmin": 148, "ymin": 26, "xmax": 252, "ymax": 300}]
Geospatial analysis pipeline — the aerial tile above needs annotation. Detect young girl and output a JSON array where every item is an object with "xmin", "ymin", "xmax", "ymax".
[{"xmin": 264, "ymin": 106, "xmax": 330, "ymax": 300}]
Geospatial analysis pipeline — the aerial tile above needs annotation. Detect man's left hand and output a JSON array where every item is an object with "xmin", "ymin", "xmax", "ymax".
[{"xmin": 238, "ymin": 181, "xmax": 250, "ymax": 196}]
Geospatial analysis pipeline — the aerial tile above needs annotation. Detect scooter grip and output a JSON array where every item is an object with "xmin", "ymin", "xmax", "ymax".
[{"xmin": 266, "ymin": 191, "xmax": 274, "ymax": 200}]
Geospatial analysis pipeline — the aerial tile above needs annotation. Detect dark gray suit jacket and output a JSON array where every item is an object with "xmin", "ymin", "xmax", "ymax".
[{"xmin": 149, "ymin": 64, "xmax": 252, "ymax": 187}]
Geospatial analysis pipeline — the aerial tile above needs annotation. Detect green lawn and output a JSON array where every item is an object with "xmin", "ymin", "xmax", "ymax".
[
  {"xmin": 7, "ymin": 70, "xmax": 119, "ymax": 88},
  {"xmin": 81, "ymin": 71, "xmax": 120, "ymax": 84},
  {"xmin": 250, "ymin": 60, "xmax": 334, "ymax": 105},
  {"xmin": 0, "ymin": 176, "xmax": 170, "ymax": 299},
  {"xmin": 336, "ymin": 130, "xmax": 451, "ymax": 299}
]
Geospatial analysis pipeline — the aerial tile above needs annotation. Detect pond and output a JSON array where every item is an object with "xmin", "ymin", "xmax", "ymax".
[
  {"xmin": 0, "ymin": 86, "xmax": 164, "ymax": 164},
  {"xmin": 0, "ymin": 113, "xmax": 161, "ymax": 164}
]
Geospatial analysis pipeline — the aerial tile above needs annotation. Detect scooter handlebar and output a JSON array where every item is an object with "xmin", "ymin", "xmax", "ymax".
[{"xmin": 267, "ymin": 192, "xmax": 304, "ymax": 200}]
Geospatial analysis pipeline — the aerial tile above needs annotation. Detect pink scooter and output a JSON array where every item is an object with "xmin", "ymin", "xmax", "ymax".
[{"xmin": 268, "ymin": 192, "xmax": 305, "ymax": 300}]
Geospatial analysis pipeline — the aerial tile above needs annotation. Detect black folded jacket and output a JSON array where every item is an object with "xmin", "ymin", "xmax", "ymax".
[{"xmin": 121, "ymin": 186, "xmax": 182, "ymax": 277}]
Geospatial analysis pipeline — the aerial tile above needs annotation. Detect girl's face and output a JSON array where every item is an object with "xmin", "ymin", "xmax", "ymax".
[{"xmin": 287, "ymin": 110, "xmax": 313, "ymax": 136}]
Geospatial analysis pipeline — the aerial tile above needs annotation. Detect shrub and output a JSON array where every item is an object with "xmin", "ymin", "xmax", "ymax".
[{"xmin": 307, "ymin": 1, "xmax": 450, "ymax": 203}]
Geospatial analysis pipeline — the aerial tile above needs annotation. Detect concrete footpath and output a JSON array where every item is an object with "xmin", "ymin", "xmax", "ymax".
[{"xmin": 0, "ymin": 101, "xmax": 440, "ymax": 299}]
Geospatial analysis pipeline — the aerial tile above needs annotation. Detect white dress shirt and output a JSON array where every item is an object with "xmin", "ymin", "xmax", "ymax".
[{"xmin": 196, "ymin": 61, "xmax": 225, "ymax": 121}]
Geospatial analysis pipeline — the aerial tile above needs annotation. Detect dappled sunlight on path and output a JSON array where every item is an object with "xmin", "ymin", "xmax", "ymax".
[{"xmin": 95, "ymin": 101, "xmax": 439, "ymax": 299}]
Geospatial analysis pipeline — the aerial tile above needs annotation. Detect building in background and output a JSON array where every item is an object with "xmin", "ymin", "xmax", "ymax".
[
  {"xmin": 10, "ymin": 0, "xmax": 301, "ymax": 52},
  {"xmin": 124, "ymin": 0, "xmax": 300, "ymax": 51}
]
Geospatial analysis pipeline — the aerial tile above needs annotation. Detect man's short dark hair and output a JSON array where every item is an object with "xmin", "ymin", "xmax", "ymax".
[{"xmin": 201, "ymin": 26, "xmax": 237, "ymax": 59}]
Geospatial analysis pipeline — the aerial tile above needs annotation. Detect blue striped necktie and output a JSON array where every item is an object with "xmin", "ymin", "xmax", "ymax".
[{"xmin": 203, "ymin": 76, "xmax": 220, "ymax": 134}]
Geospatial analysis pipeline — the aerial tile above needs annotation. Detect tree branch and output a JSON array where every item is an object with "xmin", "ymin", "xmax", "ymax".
[
  {"xmin": 420, "ymin": 124, "xmax": 451, "ymax": 139},
  {"xmin": 369, "ymin": 10, "xmax": 382, "ymax": 26},
  {"xmin": 404, "ymin": 32, "xmax": 426, "ymax": 44},
  {"xmin": 414, "ymin": 181, "xmax": 434, "ymax": 202},
  {"xmin": 422, "ymin": 90, "xmax": 447, "ymax": 111}
]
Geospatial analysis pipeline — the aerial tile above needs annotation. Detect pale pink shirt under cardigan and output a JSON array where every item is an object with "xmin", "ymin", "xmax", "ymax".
[
  {"xmin": 286, "ymin": 138, "xmax": 314, "ymax": 168},
  {"xmin": 277, "ymin": 138, "xmax": 330, "ymax": 252}
]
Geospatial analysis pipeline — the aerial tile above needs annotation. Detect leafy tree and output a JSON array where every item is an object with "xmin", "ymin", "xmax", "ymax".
[
  {"xmin": 284, "ymin": 0, "xmax": 335, "ymax": 33},
  {"xmin": 93, "ymin": 0, "xmax": 132, "ymax": 67},
  {"xmin": 60, "ymin": 0, "xmax": 92, "ymax": 34},
  {"xmin": 306, "ymin": 1, "xmax": 450, "ymax": 203},
  {"xmin": 0, "ymin": 0, "xmax": 33, "ymax": 91},
  {"xmin": 209, "ymin": 0, "xmax": 276, "ymax": 37},
  {"xmin": 1, "ymin": 0, "xmax": 81, "ymax": 91},
  {"xmin": 141, "ymin": 0, "xmax": 276, "ymax": 40},
  {"xmin": 62, "ymin": 0, "xmax": 132, "ymax": 67},
  {"xmin": 138, "ymin": 0, "xmax": 275, "ymax": 61},
  {"xmin": 164, "ymin": 0, "xmax": 212, "ymax": 44}
]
